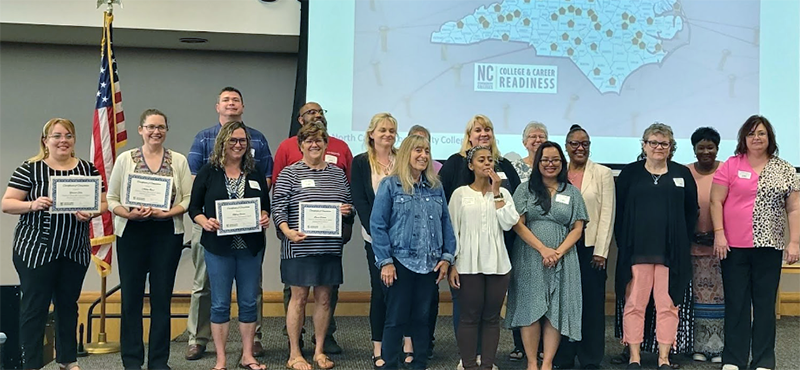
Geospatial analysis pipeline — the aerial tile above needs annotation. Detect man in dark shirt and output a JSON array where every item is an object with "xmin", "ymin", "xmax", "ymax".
[{"xmin": 185, "ymin": 86, "xmax": 273, "ymax": 360}]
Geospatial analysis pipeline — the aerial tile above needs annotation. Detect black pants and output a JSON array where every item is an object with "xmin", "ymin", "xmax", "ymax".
[
  {"xmin": 117, "ymin": 220, "xmax": 183, "ymax": 370},
  {"xmin": 365, "ymin": 242, "xmax": 388, "ymax": 341},
  {"xmin": 13, "ymin": 254, "xmax": 88, "ymax": 369},
  {"xmin": 382, "ymin": 260, "xmax": 437, "ymax": 370},
  {"xmin": 721, "ymin": 247, "xmax": 782, "ymax": 369},
  {"xmin": 554, "ymin": 243, "xmax": 607, "ymax": 368}
]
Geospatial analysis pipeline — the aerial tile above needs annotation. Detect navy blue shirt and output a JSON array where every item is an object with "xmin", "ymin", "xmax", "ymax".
[{"xmin": 187, "ymin": 123, "xmax": 274, "ymax": 178}]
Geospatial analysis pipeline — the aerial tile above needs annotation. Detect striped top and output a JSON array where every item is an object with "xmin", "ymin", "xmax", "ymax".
[
  {"xmin": 7, "ymin": 159, "xmax": 104, "ymax": 268},
  {"xmin": 272, "ymin": 161, "xmax": 353, "ymax": 259}
]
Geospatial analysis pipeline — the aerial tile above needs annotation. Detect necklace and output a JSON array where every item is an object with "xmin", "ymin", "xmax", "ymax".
[
  {"xmin": 651, "ymin": 173, "xmax": 663, "ymax": 185},
  {"xmin": 377, "ymin": 158, "xmax": 393, "ymax": 175}
]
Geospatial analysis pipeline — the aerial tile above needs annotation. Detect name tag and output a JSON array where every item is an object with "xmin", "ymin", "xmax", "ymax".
[
  {"xmin": 325, "ymin": 154, "xmax": 338, "ymax": 164},
  {"xmin": 301, "ymin": 179, "xmax": 316, "ymax": 188},
  {"xmin": 497, "ymin": 171, "xmax": 508, "ymax": 180},
  {"xmin": 463, "ymin": 197, "xmax": 476, "ymax": 206},
  {"xmin": 555, "ymin": 194, "xmax": 570, "ymax": 204},
  {"xmin": 248, "ymin": 180, "xmax": 261, "ymax": 191},
  {"xmin": 738, "ymin": 170, "xmax": 752, "ymax": 179},
  {"xmin": 673, "ymin": 178, "xmax": 685, "ymax": 187},
  {"xmin": 250, "ymin": 148, "xmax": 256, "ymax": 157}
]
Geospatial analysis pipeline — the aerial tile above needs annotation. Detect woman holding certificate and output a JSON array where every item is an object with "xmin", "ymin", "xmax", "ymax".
[
  {"xmin": 106, "ymin": 109, "xmax": 192, "ymax": 370},
  {"xmin": 188, "ymin": 121, "xmax": 271, "ymax": 370},
  {"xmin": 370, "ymin": 134, "xmax": 457, "ymax": 370},
  {"xmin": 2, "ymin": 118, "xmax": 108, "ymax": 370},
  {"xmin": 272, "ymin": 122, "xmax": 354, "ymax": 370}
]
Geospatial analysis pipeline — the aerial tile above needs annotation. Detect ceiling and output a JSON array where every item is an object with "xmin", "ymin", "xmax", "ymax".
[{"xmin": 0, "ymin": 23, "xmax": 299, "ymax": 54}]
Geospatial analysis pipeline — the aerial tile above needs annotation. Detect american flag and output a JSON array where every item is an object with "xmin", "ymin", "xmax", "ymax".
[{"xmin": 89, "ymin": 11, "xmax": 126, "ymax": 277}]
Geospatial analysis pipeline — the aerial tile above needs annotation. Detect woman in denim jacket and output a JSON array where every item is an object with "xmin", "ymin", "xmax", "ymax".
[{"xmin": 370, "ymin": 134, "xmax": 457, "ymax": 370}]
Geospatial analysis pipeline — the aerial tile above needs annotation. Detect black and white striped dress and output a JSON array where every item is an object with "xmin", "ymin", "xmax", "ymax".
[
  {"xmin": 8, "ymin": 159, "xmax": 104, "ymax": 269},
  {"xmin": 272, "ymin": 161, "xmax": 352, "ymax": 259}
]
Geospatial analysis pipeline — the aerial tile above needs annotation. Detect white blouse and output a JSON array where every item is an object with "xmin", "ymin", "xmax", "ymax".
[{"xmin": 449, "ymin": 185, "xmax": 518, "ymax": 275}]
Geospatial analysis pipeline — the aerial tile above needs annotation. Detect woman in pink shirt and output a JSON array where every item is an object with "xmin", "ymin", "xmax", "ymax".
[
  {"xmin": 710, "ymin": 115, "xmax": 800, "ymax": 370},
  {"xmin": 687, "ymin": 127, "xmax": 723, "ymax": 363}
]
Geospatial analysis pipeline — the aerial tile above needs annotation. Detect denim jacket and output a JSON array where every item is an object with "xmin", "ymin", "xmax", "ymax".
[{"xmin": 370, "ymin": 175, "xmax": 456, "ymax": 274}]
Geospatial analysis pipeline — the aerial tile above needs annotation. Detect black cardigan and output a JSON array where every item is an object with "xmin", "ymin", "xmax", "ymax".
[
  {"xmin": 188, "ymin": 163, "xmax": 270, "ymax": 256},
  {"xmin": 613, "ymin": 160, "xmax": 698, "ymax": 305},
  {"xmin": 439, "ymin": 152, "xmax": 521, "ymax": 202},
  {"xmin": 351, "ymin": 153, "xmax": 377, "ymax": 235}
]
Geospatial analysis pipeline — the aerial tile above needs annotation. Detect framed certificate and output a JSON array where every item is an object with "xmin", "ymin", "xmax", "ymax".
[
  {"xmin": 122, "ymin": 173, "xmax": 173, "ymax": 211},
  {"xmin": 48, "ymin": 176, "xmax": 102, "ymax": 214},
  {"xmin": 299, "ymin": 202, "xmax": 342, "ymax": 237},
  {"xmin": 215, "ymin": 198, "xmax": 262, "ymax": 236}
]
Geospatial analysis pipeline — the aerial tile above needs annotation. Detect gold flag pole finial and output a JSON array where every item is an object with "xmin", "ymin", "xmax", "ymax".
[{"xmin": 97, "ymin": 0, "xmax": 122, "ymax": 13}]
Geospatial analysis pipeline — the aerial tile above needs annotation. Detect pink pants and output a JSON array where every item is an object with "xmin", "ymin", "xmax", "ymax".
[{"xmin": 622, "ymin": 264, "xmax": 679, "ymax": 345}]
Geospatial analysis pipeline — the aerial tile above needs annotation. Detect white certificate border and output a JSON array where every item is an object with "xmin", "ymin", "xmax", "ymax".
[
  {"xmin": 215, "ymin": 198, "xmax": 262, "ymax": 236},
  {"xmin": 48, "ymin": 176, "xmax": 102, "ymax": 214},
  {"xmin": 299, "ymin": 202, "xmax": 342, "ymax": 237},
  {"xmin": 122, "ymin": 173, "xmax": 173, "ymax": 211}
]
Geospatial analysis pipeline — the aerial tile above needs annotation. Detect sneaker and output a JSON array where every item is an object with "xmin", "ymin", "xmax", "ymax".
[
  {"xmin": 692, "ymin": 353, "xmax": 707, "ymax": 362},
  {"xmin": 721, "ymin": 365, "xmax": 740, "ymax": 370},
  {"xmin": 711, "ymin": 356, "xmax": 722, "ymax": 363}
]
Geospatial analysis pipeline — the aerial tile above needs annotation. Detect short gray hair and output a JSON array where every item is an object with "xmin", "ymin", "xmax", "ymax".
[
  {"xmin": 522, "ymin": 121, "xmax": 548, "ymax": 139},
  {"xmin": 640, "ymin": 122, "xmax": 677, "ymax": 160}
]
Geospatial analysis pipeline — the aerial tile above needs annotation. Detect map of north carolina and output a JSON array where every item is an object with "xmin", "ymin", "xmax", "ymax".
[{"xmin": 431, "ymin": 0, "xmax": 686, "ymax": 94}]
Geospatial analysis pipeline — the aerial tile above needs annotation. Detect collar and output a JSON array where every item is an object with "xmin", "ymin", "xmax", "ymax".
[{"xmin": 390, "ymin": 173, "xmax": 433, "ymax": 188}]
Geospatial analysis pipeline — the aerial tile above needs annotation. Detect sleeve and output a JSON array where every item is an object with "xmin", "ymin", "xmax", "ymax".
[
  {"xmin": 270, "ymin": 166, "xmax": 293, "ymax": 229},
  {"xmin": 106, "ymin": 155, "xmax": 126, "ymax": 211},
  {"xmin": 712, "ymin": 157, "xmax": 733, "ymax": 187},
  {"xmin": 88, "ymin": 162, "xmax": 107, "ymax": 192},
  {"xmin": 683, "ymin": 166, "xmax": 699, "ymax": 239},
  {"xmin": 256, "ymin": 136, "xmax": 274, "ymax": 180},
  {"xmin": 439, "ymin": 155, "xmax": 459, "ymax": 202},
  {"xmin": 8, "ymin": 161, "xmax": 33, "ymax": 192},
  {"xmin": 787, "ymin": 162, "xmax": 800, "ymax": 195},
  {"xmin": 439, "ymin": 186, "xmax": 457, "ymax": 264},
  {"xmin": 593, "ymin": 167, "xmax": 617, "ymax": 258},
  {"xmin": 614, "ymin": 165, "xmax": 632, "ymax": 246},
  {"xmin": 569, "ymin": 185, "xmax": 590, "ymax": 229},
  {"xmin": 343, "ymin": 146, "xmax": 354, "ymax": 183},
  {"xmin": 351, "ymin": 156, "xmax": 373, "ymax": 231},
  {"xmin": 271, "ymin": 140, "xmax": 288, "ymax": 185},
  {"xmin": 257, "ymin": 170, "xmax": 271, "ymax": 215},
  {"xmin": 187, "ymin": 133, "xmax": 205, "ymax": 175},
  {"xmin": 369, "ymin": 178, "xmax": 395, "ymax": 268},
  {"xmin": 340, "ymin": 169, "xmax": 355, "ymax": 225},
  {"xmin": 188, "ymin": 164, "xmax": 209, "ymax": 220},
  {"xmin": 448, "ymin": 187, "xmax": 462, "ymax": 259},
  {"xmin": 496, "ymin": 187, "xmax": 521, "ymax": 231},
  {"xmin": 512, "ymin": 184, "xmax": 529, "ymax": 217},
  {"xmin": 175, "ymin": 154, "xmax": 193, "ymax": 211}
]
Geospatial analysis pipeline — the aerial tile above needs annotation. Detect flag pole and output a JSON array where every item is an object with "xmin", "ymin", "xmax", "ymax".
[{"xmin": 85, "ymin": 0, "xmax": 122, "ymax": 354}]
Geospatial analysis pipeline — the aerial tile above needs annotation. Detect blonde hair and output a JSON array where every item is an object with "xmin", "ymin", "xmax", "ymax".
[
  {"xmin": 639, "ymin": 122, "xmax": 677, "ymax": 160},
  {"xmin": 30, "ymin": 118, "xmax": 77, "ymax": 162},
  {"xmin": 392, "ymin": 135, "xmax": 440, "ymax": 194},
  {"xmin": 365, "ymin": 113, "xmax": 398, "ymax": 174},
  {"xmin": 459, "ymin": 114, "xmax": 501, "ymax": 160},
  {"xmin": 209, "ymin": 121, "xmax": 256, "ymax": 173}
]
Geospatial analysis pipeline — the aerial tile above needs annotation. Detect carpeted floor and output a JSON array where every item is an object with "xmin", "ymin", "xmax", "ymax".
[{"xmin": 44, "ymin": 316, "xmax": 800, "ymax": 370}]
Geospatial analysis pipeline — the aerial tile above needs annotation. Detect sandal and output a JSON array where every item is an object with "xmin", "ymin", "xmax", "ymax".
[
  {"xmin": 212, "ymin": 368, "xmax": 228, "ymax": 370},
  {"xmin": 403, "ymin": 352, "xmax": 414, "ymax": 365},
  {"xmin": 371, "ymin": 355, "xmax": 385, "ymax": 369},
  {"xmin": 239, "ymin": 362, "xmax": 267, "ymax": 370},
  {"xmin": 313, "ymin": 354, "xmax": 335, "ymax": 369},
  {"xmin": 287, "ymin": 357, "xmax": 311, "ymax": 370},
  {"xmin": 58, "ymin": 363, "xmax": 81, "ymax": 370},
  {"xmin": 508, "ymin": 348, "xmax": 524, "ymax": 361}
]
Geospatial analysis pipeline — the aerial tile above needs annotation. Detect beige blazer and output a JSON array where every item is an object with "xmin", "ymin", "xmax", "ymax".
[{"xmin": 578, "ymin": 160, "xmax": 616, "ymax": 258}]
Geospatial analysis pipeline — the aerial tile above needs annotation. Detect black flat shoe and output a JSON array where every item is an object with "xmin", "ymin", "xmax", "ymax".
[{"xmin": 626, "ymin": 363, "xmax": 642, "ymax": 370}]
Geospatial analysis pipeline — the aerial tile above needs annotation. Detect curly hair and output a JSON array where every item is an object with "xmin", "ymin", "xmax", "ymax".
[{"xmin": 209, "ymin": 121, "xmax": 256, "ymax": 174}]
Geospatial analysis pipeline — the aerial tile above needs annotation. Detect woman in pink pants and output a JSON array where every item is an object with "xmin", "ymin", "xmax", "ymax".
[{"xmin": 614, "ymin": 123, "xmax": 698, "ymax": 370}]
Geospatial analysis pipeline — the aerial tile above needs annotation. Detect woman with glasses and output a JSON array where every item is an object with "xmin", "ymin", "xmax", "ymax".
[
  {"xmin": 273, "ymin": 122, "xmax": 354, "ymax": 370},
  {"xmin": 106, "ymin": 109, "xmax": 192, "ymax": 370},
  {"xmin": 2, "ymin": 118, "xmax": 108, "ymax": 370},
  {"xmin": 615, "ymin": 123, "xmax": 698, "ymax": 370},
  {"xmin": 710, "ymin": 116, "xmax": 799, "ymax": 370},
  {"xmin": 189, "ymin": 121, "xmax": 271, "ymax": 370},
  {"xmin": 512, "ymin": 122, "xmax": 548, "ymax": 182},
  {"xmin": 506, "ymin": 141, "xmax": 588, "ymax": 370},
  {"xmin": 552, "ymin": 125, "xmax": 616, "ymax": 370}
]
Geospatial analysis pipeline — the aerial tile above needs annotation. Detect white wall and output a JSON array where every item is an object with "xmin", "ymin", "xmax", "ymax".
[{"xmin": 0, "ymin": 0, "xmax": 300, "ymax": 36}]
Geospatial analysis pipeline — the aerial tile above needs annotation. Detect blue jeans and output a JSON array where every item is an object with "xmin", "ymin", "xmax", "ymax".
[{"xmin": 204, "ymin": 248, "xmax": 264, "ymax": 324}]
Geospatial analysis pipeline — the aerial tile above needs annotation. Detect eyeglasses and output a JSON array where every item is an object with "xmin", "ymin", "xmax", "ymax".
[
  {"xmin": 526, "ymin": 134, "xmax": 547, "ymax": 140},
  {"xmin": 567, "ymin": 140, "xmax": 591, "ymax": 148},
  {"xmin": 47, "ymin": 134, "xmax": 75, "ymax": 141},
  {"xmin": 228, "ymin": 138, "xmax": 248, "ymax": 146},
  {"xmin": 300, "ymin": 109, "xmax": 327, "ymax": 117},
  {"xmin": 746, "ymin": 131, "xmax": 768, "ymax": 138},
  {"xmin": 644, "ymin": 140, "xmax": 671, "ymax": 149},
  {"xmin": 302, "ymin": 139, "xmax": 325, "ymax": 146},
  {"xmin": 540, "ymin": 158, "xmax": 562, "ymax": 165},
  {"xmin": 142, "ymin": 125, "xmax": 168, "ymax": 132}
]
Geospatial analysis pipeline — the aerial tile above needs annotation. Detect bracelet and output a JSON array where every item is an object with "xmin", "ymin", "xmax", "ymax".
[
  {"xmin": 28, "ymin": 201, "xmax": 33, "ymax": 210},
  {"xmin": 493, "ymin": 193, "xmax": 503, "ymax": 199},
  {"xmin": 713, "ymin": 227, "xmax": 724, "ymax": 232}
]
